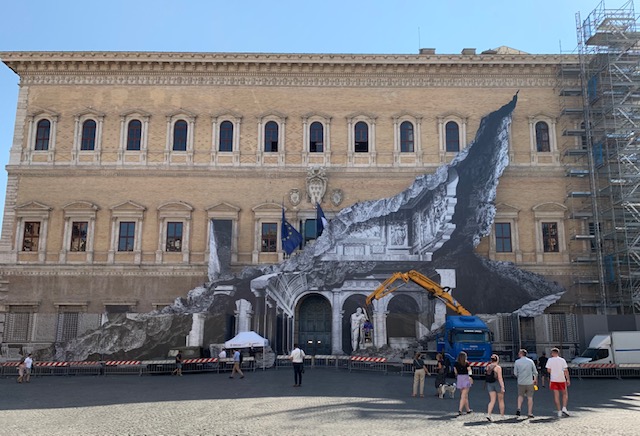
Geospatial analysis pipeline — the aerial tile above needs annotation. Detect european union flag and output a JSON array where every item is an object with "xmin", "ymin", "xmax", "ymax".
[
  {"xmin": 316, "ymin": 202, "xmax": 328, "ymax": 237},
  {"xmin": 281, "ymin": 208, "xmax": 303, "ymax": 255}
]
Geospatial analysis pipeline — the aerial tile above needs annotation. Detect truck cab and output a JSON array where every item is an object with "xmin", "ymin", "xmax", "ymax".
[
  {"xmin": 572, "ymin": 334, "xmax": 612, "ymax": 364},
  {"xmin": 438, "ymin": 315, "xmax": 493, "ymax": 363}
]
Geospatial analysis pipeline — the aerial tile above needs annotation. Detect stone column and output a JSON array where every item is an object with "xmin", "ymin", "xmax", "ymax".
[
  {"xmin": 331, "ymin": 290, "xmax": 344, "ymax": 354},
  {"xmin": 372, "ymin": 310, "xmax": 388, "ymax": 348},
  {"xmin": 432, "ymin": 268, "xmax": 456, "ymax": 330},
  {"xmin": 186, "ymin": 313, "xmax": 205, "ymax": 347},
  {"xmin": 234, "ymin": 299, "xmax": 253, "ymax": 334}
]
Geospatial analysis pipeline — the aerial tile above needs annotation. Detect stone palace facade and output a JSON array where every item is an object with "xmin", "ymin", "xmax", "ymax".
[{"xmin": 0, "ymin": 48, "xmax": 595, "ymax": 356}]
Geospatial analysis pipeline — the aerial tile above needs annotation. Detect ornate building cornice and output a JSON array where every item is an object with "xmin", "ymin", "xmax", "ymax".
[{"xmin": 0, "ymin": 51, "xmax": 579, "ymax": 88}]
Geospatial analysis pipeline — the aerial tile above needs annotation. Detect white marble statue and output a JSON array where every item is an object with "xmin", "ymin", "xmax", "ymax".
[{"xmin": 350, "ymin": 307, "xmax": 366, "ymax": 351}]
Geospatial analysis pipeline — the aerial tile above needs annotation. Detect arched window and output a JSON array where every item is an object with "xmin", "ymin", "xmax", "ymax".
[
  {"xmin": 354, "ymin": 121, "xmax": 369, "ymax": 152},
  {"xmin": 35, "ymin": 119, "xmax": 51, "ymax": 151},
  {"xmin": 80, "ymin": 120, "xmax": 96, "ymax": 151},
  {"xmin": 535, "ymin": 121, "xmax": 550, "ymax": 152},
  {"xmin": 445, "ymin": 121, "xmax": 460, "ymax": 152},
  {"xmin": 219, "ymin": 121, "xmax": 233, "ymax": 152},
  {"xmin": 173, "ymin": 120, "xmax": 188, "ymax": 151},
  {"xmin": 400, "ymin": 121, "xmax": 414, "ymax": 152},
  {"xmin": 264, "ymin": 121, "xmax": 279, "ymax": 152},
  {"xmin": 309, "ymin": 122, "xmax": 324, "ymax": 152},
  {"xmin": 126, "ymin": 120, "xmax": 142, "ymax": 150}
]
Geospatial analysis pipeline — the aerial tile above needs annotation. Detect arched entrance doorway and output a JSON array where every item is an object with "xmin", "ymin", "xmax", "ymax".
[
  {"xmin": 387, "ymin": 294, "xmax": 420, "ymax": 347},
  {"xmin": 297, "ymin": 294, "xmax": 331, "ymax": 355}
]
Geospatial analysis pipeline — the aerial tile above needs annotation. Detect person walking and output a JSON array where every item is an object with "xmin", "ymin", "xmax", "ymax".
[
  {"xmin": 434, "ymin": 353, "xmax": 447, "ymax": 396},
  {"xmin": 454, "ymin": 351, "xmax": 473, "ymax": 415},
  {"xmin": 485, "ymin": 354, "xmax": 505, "ymax": 422},
  {"xmin": 171, "ymin": 350, "xmax": 183, "ymax": 376},
  {"xmin": 289, "ymin": 343, "xmax": 305, "ymax": 387},
  {"xmin": 537, "ymin": 352, "xmax": 549, "ymax": 388},
  {"xmin": 230, "ymin": 349, "xmax": 244, "ymax": 379},
  {"xmin": 24, "ymin": 353, "xmax": 33, "ymax": 383},
  {"xmin": 411, "ymin": 352, "xmax": 431, "ymax": 398},
  {"xmin": 17, "ymin": 357, "xmax": 26, "ymax": 383},
  {"xmin": 513, "ymin": 349, "xmax": 538, "ymax": 418},
  {"xmin": 546, "ymin": 347, "xmax": 570, "ymax": 418}
]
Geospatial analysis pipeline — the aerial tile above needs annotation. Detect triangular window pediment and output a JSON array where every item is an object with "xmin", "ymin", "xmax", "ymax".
[
  {"xmin": 28, "ymin": 108, "xmax": 60, "ymax": 120},
  {"xmin": 206, "ymin": 202, "xmax": 241, "ymax": 213},
  {"xmin": 212, "ymin": 110, "xmax": 243, "ymax": 121},
  {"xmin": 258, "ymin": 110, "xmax": 287, "ymax": 121},
  {"xmin": 120, "ymin": 108, "xmax": 151, "ymax": 119},
  {"xmin": 110, "ymin": 200, "xmax": 146, "ymax": 212},
  {"xmin": 166, "ymin": 108, "xmax": 197, "ymax": 120},
  {"xmin": 16, "ymin": 201, "xmax": 52, "ymax": 211},
  {"xmin": 74, "ymin": 108, "xmax": 106, "ymax": 119}
]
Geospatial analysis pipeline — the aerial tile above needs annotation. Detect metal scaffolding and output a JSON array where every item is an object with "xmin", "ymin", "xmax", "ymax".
[{"xmin": 577, "ymin": 0, "xmax": 640, "ymax": 314}]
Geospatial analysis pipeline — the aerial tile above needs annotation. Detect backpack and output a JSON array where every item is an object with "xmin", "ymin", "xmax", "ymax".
[{"xmin": 485, "ymin": 364, "xmax": 497, "ymax": 383}]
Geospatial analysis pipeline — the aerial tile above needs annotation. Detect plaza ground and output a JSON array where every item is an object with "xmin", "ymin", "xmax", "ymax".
[{"xmin": 1, "ymin": 368, "xmax": 639, "ymax": 435}]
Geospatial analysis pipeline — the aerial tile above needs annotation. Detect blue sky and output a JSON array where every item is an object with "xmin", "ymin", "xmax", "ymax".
[{"xmin": 0, "ymin": 0, "xmax": 627, "ymax": 225}]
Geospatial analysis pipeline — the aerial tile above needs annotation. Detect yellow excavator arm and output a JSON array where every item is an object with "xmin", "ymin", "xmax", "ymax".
[{"xmin": 365, "ymin": 270, "xmax": 471, "ymax": 316}]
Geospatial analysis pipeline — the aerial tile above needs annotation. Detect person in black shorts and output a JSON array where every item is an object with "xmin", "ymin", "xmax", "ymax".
[
  {"xmin": 537, "ymin": 352, "xmax": 548, "ymax": 388},
  {"xmin": 172, "ymin": 350, "xmax": 183, "ymax": 376}
]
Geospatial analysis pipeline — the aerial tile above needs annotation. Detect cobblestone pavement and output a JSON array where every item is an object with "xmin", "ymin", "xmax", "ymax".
[{"xmin": 1, "ymin": 368, "xmax": 639, "ymax": 435}]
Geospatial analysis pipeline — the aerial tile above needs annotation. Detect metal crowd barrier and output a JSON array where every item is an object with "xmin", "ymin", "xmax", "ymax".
[
  {"xmin": 182, "ymin": 358, "xmax": 219, "ymax": 374},
  {"xmin": 67, "ymin": 361, "xmax": 103, "ymax": 376},
  {"xmin": 349, "ymin": 356, "xmax": 388, "ymax": 374},
  {"xmin": 275, "ymin": 355, "xmax": 292, "ymax": 370},
  {"xmin": 313, "ymin": 355, "xmax": 338, "ymax": 369},
  {"xmin": 569, "ymin": 363, "xmax": 619, "ymax": 379},
  {"xmin": 3, "ymin": 357, "xmax": 640, "ymax": 379},
  {"xmin": 104, "ymin": 361, "xmax": 144, "ymax": 376},
  {"xmin": 34, "ymin": 362, "xmax": 70, "ymax": 376}
]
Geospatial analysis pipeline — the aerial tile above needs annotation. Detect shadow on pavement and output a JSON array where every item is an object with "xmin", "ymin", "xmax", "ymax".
[{"xmin": 1, "ymin": 368, "xmax": 640, "ymax": 422}]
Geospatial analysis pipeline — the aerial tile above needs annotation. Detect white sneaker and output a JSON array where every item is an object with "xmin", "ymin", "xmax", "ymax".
[
  {"xmin": 486, "ymin": 415, "xmax": 493, "ymax": 422},
  {"xmin": 557, "ymin": 410, "xmax": 562, "ymax": 418},
  {"xmin": 562, "ymin": 408, "xmax": 570, "ymax": 417}
]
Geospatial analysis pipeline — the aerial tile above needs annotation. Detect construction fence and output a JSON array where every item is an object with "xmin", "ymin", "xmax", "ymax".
[{"xmin": 3, "ymin": 357, "xmax": 638, "ymax": 379}]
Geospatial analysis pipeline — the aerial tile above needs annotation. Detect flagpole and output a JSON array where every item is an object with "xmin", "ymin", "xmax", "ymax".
[{"xmin": 315, "ymin": 202, "xmax": 318, "ymax": 242}]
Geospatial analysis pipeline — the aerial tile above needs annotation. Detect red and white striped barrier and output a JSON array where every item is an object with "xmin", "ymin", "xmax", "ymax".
[
  {"xmin": 1, "ymin": 362, "xmax": 20, "ymax": 366},
  {"xmin": 104, "ymin": 360, "xmax": 141, "ymax": 366},
  {"xmin": 469, "ymin": 362, "xmax": 490, "ymax": 367},
  {"xmin": 578, "ymin": 363, "xmax": 616, "ymax": 369},
  {"xmin": 35, "ymin": 361, "xmax": 68, "ymax": 367},
  {"xmin": 67, "ymin": 361, "xmax": 102, "ymax": 366},
  {"xmin": 350, "ymin": 356, "xmax": 387, "ymax": 363},
  {"xmin": 183, "ymin": 358, "xmax": 218, "ymax": 364}
]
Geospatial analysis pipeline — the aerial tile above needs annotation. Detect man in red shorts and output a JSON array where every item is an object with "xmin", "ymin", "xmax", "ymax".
[{"xmin": 546, "ymin": 347, "xmax": 570, "ymax": 418}]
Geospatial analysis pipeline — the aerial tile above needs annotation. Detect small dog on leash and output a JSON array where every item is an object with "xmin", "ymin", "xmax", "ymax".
[{"xmin": 438, "ymin": 383, "xmax": 457, "ymax": 399}]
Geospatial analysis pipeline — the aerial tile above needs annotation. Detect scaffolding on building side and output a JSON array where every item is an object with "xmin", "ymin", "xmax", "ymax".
[{"xmin": 576, "ymin": 0, "xmax": 640, "ymax": 314}]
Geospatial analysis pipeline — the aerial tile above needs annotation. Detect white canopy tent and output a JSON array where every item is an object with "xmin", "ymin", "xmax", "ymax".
[
  {"xmin": 224, "ymin": 331, "xmax": 269, "ymax": 349},
  {"xmin": 224, "ymin": 331, "xmax": 270, "ymax": 371}
]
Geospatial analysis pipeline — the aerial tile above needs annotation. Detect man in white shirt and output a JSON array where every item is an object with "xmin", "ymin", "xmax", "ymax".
[
  {"xmin": 218, "ymin": 349, "xmax": 227, "ymax": 359},
  {"xmin": 24, "ymin": 353, "xmax": 33, "ymax": 383},
  {"xmin": 289, "ymin": 343, "xmax": 306, "ymax": 387},
  {"xmin": 546, "ymin": 347, "xmax": 570, "ymax": 418}
]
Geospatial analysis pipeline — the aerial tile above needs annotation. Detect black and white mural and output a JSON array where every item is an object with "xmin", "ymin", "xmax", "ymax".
[{"xmin": 57, "ymin": 95, "xmax": 566, "ymax": 360}]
